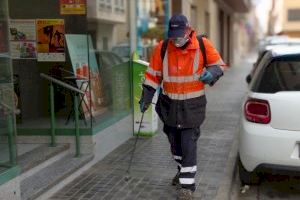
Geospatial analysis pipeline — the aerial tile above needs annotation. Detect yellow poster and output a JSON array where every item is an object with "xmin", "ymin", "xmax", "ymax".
[
  {"xmin": 36, "ymin": 19, "xmax": 65, "ymax": 62},
  {"xmin": 60, "ymin": 0, "xmax": 86, "ymax": 15}
]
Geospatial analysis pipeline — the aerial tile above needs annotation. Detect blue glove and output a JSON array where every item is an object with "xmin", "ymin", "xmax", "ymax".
[
  {"xmin": 200, "ymin": 70, "xmax": 213, "ymax": 84},
  {"xmin": 139, "ymin": 99, "xmax": 150, "ymax": 113}
]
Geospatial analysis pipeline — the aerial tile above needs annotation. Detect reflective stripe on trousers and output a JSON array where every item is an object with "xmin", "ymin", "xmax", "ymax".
[{"xmin": 163, "ymin": 125, "xmax": 201, "ymax": 192}]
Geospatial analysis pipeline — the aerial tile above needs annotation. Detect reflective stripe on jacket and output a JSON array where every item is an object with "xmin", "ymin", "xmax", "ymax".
[{"xmin": 142, "ymin": 31, "xmax": 224, "ymax": 128}]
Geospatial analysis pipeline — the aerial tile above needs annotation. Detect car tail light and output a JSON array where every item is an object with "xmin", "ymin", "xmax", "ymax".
[{"xmin": 244, "ymin": 98, "xmax": 271, "ymax": 124}]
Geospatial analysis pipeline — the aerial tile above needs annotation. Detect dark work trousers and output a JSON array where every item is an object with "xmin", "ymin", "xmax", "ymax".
[{"xmin": 163, "ymin": 125, "xmax": 201, "ymax": 192}]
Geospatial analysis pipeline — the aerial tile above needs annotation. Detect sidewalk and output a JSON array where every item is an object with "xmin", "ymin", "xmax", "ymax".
[{"xmin": 49, "ymin": 59, "xmax": 252, "ymax": 200}]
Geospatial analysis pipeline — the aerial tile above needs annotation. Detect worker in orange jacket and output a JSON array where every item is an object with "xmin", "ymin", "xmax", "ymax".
[{"xmin": 139, "ymin": 14, "xmax": 225, "ymax": 200}]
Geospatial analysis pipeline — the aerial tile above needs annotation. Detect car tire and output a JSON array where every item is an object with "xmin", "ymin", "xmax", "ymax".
[{"xmin": 238, "ymin": 155, "xmax": 261, "ymax": 185}]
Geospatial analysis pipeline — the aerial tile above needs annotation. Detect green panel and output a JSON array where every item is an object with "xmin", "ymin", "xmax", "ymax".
[
  {"xmin": 0, "ymin": 166, "xmax": 20, "ymax": 186},
  {"xmin": 111, "ymin": 62, "xmax": 131, "ymax": 112}
]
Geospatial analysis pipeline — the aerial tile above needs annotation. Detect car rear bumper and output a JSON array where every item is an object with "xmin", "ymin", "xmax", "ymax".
[{"xmin": 239, "ymin": 117, "xmax": 300, "ymax": 172}]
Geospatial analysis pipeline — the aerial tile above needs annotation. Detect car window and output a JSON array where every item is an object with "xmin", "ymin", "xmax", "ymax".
[
  {"xmin": 112, "ymin": 46, "xmax": 130, "ymax": 58},
  {"xmin": 251, "ymin": 51, "xmax": 268, "ymax": 75},
  {"xmin": 250, "ymin": 52, "xmax": 272, "ymax": 87},
  {"xmin": 252, "ymin": 58, "xmax": 300, "ymax": 93},
  {"xmin": 96, "ymin": 51, "xmax": 124, "ymax": 69}
]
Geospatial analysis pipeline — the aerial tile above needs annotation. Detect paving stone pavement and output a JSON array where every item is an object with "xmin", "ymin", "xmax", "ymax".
[{"xmin": 49, "ymin": 60, "xmax": 251, "ymax": 200}]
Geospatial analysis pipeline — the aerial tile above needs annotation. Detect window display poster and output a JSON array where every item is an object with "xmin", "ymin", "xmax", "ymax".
[
  {"xmin": 10, "ymin": 41, "xmax": 37, "ymax": 59},
  {"xmin": 9, "ymin": 19, "xmax": 36, "ymax": 41},
  {"xmin": 36, "ymin": 19, "xmax": 65, "ymax": 62},
  {"xmin": 65, "ymin": 34, "xmax": 106, "ymax": 119},
  {"xmin": 60, "ymin": 0, "xmax": 86, "ymax": 15},
  {"xmin": 8, "ymin": 19, "xmax": 37, "ymax": 59}
]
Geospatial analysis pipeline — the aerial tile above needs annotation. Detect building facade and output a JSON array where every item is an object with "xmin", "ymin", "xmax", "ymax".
[
  {"xmin": 170, "ymin": 0, "xmax": 251, "ymax": 66},
  {"xmin": 281, "ymin": 0, "xmax": 300, "ymax": 37}
]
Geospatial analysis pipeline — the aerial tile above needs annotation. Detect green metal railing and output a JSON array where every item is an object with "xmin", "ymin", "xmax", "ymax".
[
  {"xmin": 0, "ymin": 101, "xmax": 17, "ymax": 167},
  {"xmin": 40, "ymin": 73, "xmax": 85, "ymax": 157}
]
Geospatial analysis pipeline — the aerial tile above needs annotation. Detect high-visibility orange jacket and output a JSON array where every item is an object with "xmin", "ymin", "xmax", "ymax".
[{"xmin": 142, "ymin": 31, "xmax": 225, "ymax": 128}]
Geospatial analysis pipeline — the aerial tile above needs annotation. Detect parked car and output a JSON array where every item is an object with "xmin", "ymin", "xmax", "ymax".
[
  {"xmin": 111, "ymin": 43, "xmax": 131, "ymax": 61},
  {"xmin": 95, "ymin": 50, "xmax": 125, "ymax": 68},
  {"xmin": 112, "ymin": 42, "xmax": 154, "ymax": 61},
  {"xmin": 246, "ymin": 40, "xmax": 300, "ymax": 84},
  {"xmin": 239, "ymin": 46, "xmax": 300, "ymax": 185}
]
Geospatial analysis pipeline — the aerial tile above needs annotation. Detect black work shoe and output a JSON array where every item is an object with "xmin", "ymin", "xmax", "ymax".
[
  {"xmin": 177, "ymin": 188, "xmax": 193, "ymax": 200},
  {"xmin": 172, "ymin": 171, "xmax": 180, "ymax": 186}
]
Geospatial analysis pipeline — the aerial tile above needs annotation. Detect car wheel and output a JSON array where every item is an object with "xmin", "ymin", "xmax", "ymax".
[{"xmin": 238, "ymin": 156, "xmax": 261, "ymax": 185}]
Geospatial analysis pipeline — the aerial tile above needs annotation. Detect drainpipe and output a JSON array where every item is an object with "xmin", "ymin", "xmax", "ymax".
[
  {"xmin": 129, "ymin": 0, "xmax": 137, "ymax": 54},
  {"xmin": 164, "ymin": 0, "xmax": 170, "ymax": 39}
]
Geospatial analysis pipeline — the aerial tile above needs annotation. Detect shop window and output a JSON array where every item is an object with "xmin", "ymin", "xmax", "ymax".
[
  {"xmin": 87, "ymin": 0, "xmax": 132, "ymax": 131},
  {"xmin": 4, "ymin": 0, "xmax": 132, "ymax": 137}
]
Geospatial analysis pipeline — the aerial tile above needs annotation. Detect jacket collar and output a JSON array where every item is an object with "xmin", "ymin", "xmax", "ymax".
[{"xmin": 167, "ymin": 31, "xmax": 198, "ymax": 52}]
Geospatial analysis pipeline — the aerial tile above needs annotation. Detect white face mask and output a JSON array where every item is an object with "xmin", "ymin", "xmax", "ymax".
[{"xmin": 172, "ymin": 37, "xmax": 190, "ymax": 48}]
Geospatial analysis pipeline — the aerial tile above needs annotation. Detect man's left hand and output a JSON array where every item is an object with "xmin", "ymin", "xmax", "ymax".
[
  {"xmin": 200, "ymin": 71, "xmax": 213, "ymax": 84},
  {"xmin": 200, "ymin": 65, "xmax": 224, "ymax": 86}
]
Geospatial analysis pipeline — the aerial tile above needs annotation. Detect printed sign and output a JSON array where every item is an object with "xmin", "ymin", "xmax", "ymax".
[
  {"xmin": 10, "ymin": 41, "xmax": 37, "ymax": 59},
  {"xmin": 9, "ymin": 19, "xmax": 36, "ymax": 41},
  {"xmin": 9, "ymin": 19, "xmax": 37, "ymax": 59},
  {"xmin": 36, "ymin": 19, "xmax": 65, "ymax": 62},
  {"xmin": 60, "ymin": 0, "xmax": 86, "ymax": 15}
]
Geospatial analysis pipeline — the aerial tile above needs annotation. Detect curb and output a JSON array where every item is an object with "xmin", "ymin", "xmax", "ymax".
[{"xmin": 214, "ymin": 137, "xmax": 239, "ymax": 200}]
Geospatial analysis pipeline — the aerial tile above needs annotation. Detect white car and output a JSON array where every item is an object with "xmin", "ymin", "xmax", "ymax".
[{"xmin": 238, "ymin": 46, "xmax": 300, "ymax": 185}]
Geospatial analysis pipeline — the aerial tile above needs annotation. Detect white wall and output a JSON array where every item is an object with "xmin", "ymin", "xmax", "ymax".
[
  {"xmin": 95, "ymin": 23, "xmax": 114, "ymax": 50},
  {"xmin": 115, "ymin": 24, "xmax": 129, "ymax": 44}
]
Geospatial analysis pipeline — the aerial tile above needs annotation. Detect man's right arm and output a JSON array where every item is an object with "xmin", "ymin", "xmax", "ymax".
[{"xmin": 140, "ymin": 41, "xmax": 163, "ymax": 105}]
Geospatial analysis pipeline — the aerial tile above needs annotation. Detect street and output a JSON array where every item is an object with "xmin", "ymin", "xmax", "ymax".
[{"xmin": 231, "ymin": 168, "xmax": 300, "ymax": 200}]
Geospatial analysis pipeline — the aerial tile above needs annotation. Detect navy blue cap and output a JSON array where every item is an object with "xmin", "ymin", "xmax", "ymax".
[{"xmin": 168, "ymin": 14, "xmax": 189, "ymax": 38}]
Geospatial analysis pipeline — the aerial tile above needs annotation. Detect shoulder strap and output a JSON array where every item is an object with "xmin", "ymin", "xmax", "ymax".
[
  {"xmin": 160, "ymin": 39, "xmax": 169, "ymax": 61},
  {"xmin": 197, "ymin": 35, "xmax": 207, "ymax": 67}
]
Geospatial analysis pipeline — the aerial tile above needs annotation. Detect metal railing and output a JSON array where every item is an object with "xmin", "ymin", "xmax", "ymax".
[
  {"xmin": 0, "ymin": 101, "xmax": 17, "ymax": 167},
  {"xmin": 40, "ymin": 73, "xmax": 85, "ymax": 157}
]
